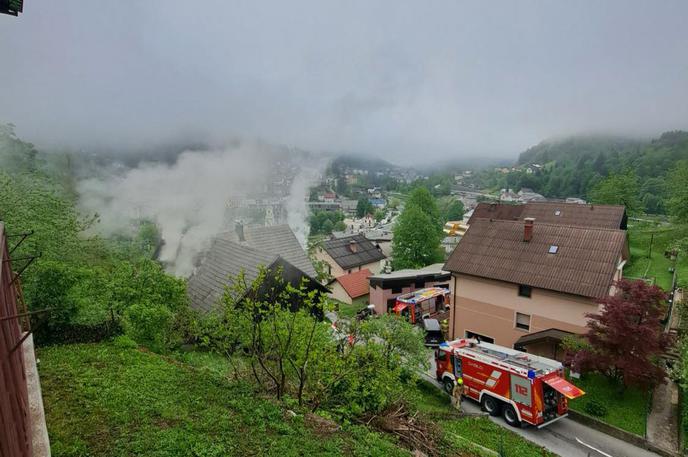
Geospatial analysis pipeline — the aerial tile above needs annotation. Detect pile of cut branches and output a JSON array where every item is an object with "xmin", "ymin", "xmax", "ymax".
[{"xmin": 361, "ymin": 403, "xmax": 445, "ymax": 457}]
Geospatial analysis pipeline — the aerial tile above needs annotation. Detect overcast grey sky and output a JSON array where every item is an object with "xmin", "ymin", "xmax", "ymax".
[{"xmin": 1, "ymin": 1, "xmax": 687, "ymax": 162}]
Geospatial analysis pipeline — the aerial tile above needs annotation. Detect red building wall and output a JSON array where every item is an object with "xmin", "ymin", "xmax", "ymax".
[{"xmin": 0, "ymin": 222, "xmax": 32, "ymax": 457}]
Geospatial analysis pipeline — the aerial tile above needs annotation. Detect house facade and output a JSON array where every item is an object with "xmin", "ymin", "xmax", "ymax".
[
  {"xmin": 368, "ymin": 263, "xmax": 452, "ymax": 315},
  {"xmin": 444, "ymin": 216, "xmax": 627, "ymax": 359},
  {"xmin": 314, "ymin": 234, "xmax": 386, "ymax": 277},
  {"xmin": 329, "ymin": 268, "xmax": 371, "ymax": 305}
]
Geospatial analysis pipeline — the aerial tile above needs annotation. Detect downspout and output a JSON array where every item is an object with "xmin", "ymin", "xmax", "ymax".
[{"xmin": 451, "ymin": 274, "xmax": 457, "ymax": 339}]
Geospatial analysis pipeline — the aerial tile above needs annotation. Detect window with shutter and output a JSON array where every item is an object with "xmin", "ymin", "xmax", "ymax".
[{"xmin": 515, "ymin": 312, "xmax": 531, "ymax": 331}]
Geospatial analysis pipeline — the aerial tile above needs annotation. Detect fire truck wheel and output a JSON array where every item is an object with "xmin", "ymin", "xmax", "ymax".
[
  {"xmin": 442, "ymin": 378, "xmax": 454, "ymax": 395},
  {"xmin": 502, "ymin": 404, "xmax": 521, "ymax": 428},
  {"xmin": 480, "ymin": 395, "xmax": 501, "ymax": 416}
]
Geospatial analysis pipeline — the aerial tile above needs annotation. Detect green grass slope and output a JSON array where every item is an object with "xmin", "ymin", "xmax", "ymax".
[
  {"xmin": 626, "ymin": 219, "xmax": 687, "ymax": 290},
  {"xmin": 38, "ymin": 342, "xmax": 409, "ymax": 457}
]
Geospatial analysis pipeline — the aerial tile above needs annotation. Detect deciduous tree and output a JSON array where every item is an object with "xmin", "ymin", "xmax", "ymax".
[
  {"xmin": 441, "ymin": 199, "xmax": 464, "ymax": 222},
  {"xmin": 392, "ymin": 205, "xmax": 443, "ymax": 269},
  {"xmin": 567, "ymin": 279, "xmax": 673, "ymax": 389},
  {"xmin": 356, "ymin": 197, "xmax": 374, "ymax": 218},
  {"xmin": 666, "ymin": 161, "xmax": 688, "ymax": 223},
  {"xmin": 405, "ymin": 186, "xmax": 442, "ymax": 228},
  {"xmin": 588, "ymin": 170, "xmax": 642, "ymax": 214}
]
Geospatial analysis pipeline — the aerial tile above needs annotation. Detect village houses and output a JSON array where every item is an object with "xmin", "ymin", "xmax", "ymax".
[
  {"xmin": 314, "ymin": 234, "xmax": 387, "ymax": 277},
  {"xmin": 445, "ymin": 202, "xmax": 628, "ymax": 359}
]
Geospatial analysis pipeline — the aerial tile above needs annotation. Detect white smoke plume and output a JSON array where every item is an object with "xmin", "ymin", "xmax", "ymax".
[
  {"xmin": 78, "ymin": 141, "xmax": 326, "ymax": 276},
  {"xmin": 286, "ymin": 156, "xmax": 327, "ymax": 246}
]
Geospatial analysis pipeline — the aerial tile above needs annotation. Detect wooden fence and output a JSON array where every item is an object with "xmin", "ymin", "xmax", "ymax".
[{"xmin": 0, "ymin": 221, "xmax": 32, "ymax": 457}]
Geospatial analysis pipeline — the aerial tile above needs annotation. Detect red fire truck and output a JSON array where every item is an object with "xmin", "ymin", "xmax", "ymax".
[
  {"xmin": 392, "ymin": 287, "xmax": 450, "ymax": 324},
  {"xmin": 435, "ymin": 338, "xmax": 585, "ymax": 428}
]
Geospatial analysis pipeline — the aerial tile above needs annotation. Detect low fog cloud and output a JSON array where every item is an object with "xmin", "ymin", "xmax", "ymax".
[{"xmin": 1, "ymin": 1, "xmax": 687, "ymax": 162}]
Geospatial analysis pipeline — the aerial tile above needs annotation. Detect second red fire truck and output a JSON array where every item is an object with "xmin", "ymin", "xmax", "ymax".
[
  {"xmin": 392, "ymin": 287, "xmax": 449, "ymax": 324},
  {"xmin": 435, "ymin": 338, "xmax": 585, "ymax": 428}
]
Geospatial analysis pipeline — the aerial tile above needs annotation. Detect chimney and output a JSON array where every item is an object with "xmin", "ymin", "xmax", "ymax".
[
  {"xmin": 348, "ymin": 240, "xmax": 358, "ymax": 253},
  {"xmin": 523, "ymin": 218, "xmax": 535, "ymax": 242},
  {"xmin": 235, "ymin": 220, "xmax": 245, "ymax": 242}
]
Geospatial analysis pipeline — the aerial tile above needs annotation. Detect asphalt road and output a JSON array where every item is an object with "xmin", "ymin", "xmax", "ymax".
[{"xmin": 422, "ymin": 360, "xmax": 659, "ymax": 457}]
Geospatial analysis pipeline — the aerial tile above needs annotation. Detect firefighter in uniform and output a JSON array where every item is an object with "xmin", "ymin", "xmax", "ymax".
[{"xmin": 451, "ymin": 378, "xmax": 464, "ymax": 411}]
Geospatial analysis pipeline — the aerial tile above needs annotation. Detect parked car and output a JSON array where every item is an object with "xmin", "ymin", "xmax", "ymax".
[{"xmin": 422, "ymin": 318, "xmax": 443, "ymax": 347}]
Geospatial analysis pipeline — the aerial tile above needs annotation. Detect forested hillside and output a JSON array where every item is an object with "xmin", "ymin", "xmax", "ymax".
[{"xmin": 486, "ymin": 131, "xmax": 688, "ymax": 214}]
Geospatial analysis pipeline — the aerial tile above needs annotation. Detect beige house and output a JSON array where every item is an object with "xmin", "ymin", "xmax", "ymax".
[
  {"xmin": 444, "ymin": 216, "xmax": 627, "ymax": 359},
  {"xmin": 314, "ymin": 234, "xmax": 386, "ymax": 278},
  {"xmin": 329, "ymin": 268, "xmax": 371, "ymax": 305}
]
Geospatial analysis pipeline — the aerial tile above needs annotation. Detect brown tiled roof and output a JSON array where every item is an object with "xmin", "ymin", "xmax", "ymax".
[
  {"xmin": 336, "ymin": 268, "xmax": 371, "ymax": 299},
  {"xmin": 444, "ymin": 218, "xmax": 627, "ymax": 298},
  {"xmin": 515, "ymin": 328, "xmax": 574, "ymax": 346},
  {"xmin": 469, "ymin": 203, "xmax": 524, "ymax": 223},
  {"xmin": 468, "ymin": 202, "xmax": 626, "ymax": 229},
  {"xmin": 520, "ymin": 202, "xmax": 626, "ymax": 229}
]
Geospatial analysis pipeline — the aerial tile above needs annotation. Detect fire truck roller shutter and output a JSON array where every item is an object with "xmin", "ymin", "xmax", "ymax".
[
  {"xmin": 543, "ymin": 376, "xmax": 585, "ymax": 399},
  {"xmin": 392, "ymin": 302, "xmax": 408, "ymax": 313},
  {"xmin": 510, "ymin": 374, "xmax": 532, "ymax": 407}
]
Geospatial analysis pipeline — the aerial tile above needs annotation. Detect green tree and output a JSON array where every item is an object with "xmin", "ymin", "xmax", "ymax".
[
  {"xmin": 358, "ymin": 314, "xmax": 428, "ymax": 370},
  {"xmin": 392, "ymin": 205, "xmax": 443, "ymax": 269},
  {"xmin": 356, "ymin": 197, "xmax": 374, "ymax": 218},
  {"xmin": 640, "ymin": 177, "xmax": 667, "ymax": 214},
  {"xmin": 588, "ymin": 171, "xmax": 642, "ymax": 214},
  {"xmin": 666, "ymin": 161, "xmax": 688, "ymax": 222},
  {"xmin": 215, "ymin": 268, "xmax": 332, "ymax": 403},
  {"xmin": 406, "ymin": 186, "xmax": 442, "ymax": 228},
  {"xmin": 322, "ymin": 219, "xmax": 334, "ymax": 234},
  {"xmin": 441, "ymin": 199, "xmax": 464, "ymax": 222},
  {"xmin": 202, "ymin": 268, "xmax": 427, "ymax": 415},
  {"xmin": 0, "ymin": 123, "xmax": 39, "ymax": 173},
  {"xmin": 309, "ymin": 210, "xmax": 345, "ymax": 235}
]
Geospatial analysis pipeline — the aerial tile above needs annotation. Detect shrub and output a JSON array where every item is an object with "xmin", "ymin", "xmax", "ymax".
[
  {"xmin": 584, "ymin": 399, "xmax": 608, "ymax": 417},
  {"xmin": 113, "ymin": 335, "xmax": 138, "ymax": 349},
  {"xmin": 25, "ymin": 261, "xmax": 79, "ymax": 343},
  {"xmin": 122, "ymin": 303, "xmax": 174, "ymax": 353}
]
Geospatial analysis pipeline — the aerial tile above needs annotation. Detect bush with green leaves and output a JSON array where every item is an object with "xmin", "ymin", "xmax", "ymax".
[
  {"xmin": 202, "ymin": 268, "xmax": 428, "ymax": 417},
  {"xmin": 25, "ymin": 260, "xmax": 79, "ymax": 337},
  {"xmin": 123, "ymin": 303, "xmax": 175, "ymax": 353},
  {"xmin": 583, "ymin": 399, "xmax": 608, "ymax": 417}
]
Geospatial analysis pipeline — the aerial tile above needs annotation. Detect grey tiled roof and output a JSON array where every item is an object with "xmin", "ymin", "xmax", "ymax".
[
  {"xmin": 218, "ymin": 224, "xmax": 316, "ymax": 277},
  {"xmin": 187, "ymin": 239, "xmax": 278, "ymax": 312},
  {"xmin": 187, "ymin": 225, "xmax": 317, "ymax": 312},
  {"xmin": 322, "ymin": 234, "xmax": 386, "ymax": 270}
]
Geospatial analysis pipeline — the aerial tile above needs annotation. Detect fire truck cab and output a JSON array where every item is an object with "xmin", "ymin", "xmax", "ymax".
[
  {"xmin": 435, "ymin": 338, "xmax": 584, "ymax": 428},
  {"xmin": 392, "ymin": 287, "xmax": 449, "ymax": 324}
]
